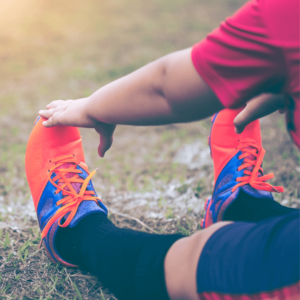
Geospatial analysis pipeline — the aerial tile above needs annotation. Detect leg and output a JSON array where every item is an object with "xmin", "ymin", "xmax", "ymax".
[
  {"xmin": 25, "ymin": 116, "xmax": 227, "ymax": 300},
  {"xmin": 166, "ymin": 211, "xmax": 300, "ymax": 300},
  {"xmin": 164, "ymin": 221, "xmax": 232, "ymax": 300},
  {"xmin": 26, "ymin": 115, "xmax": 299, "ymax": 299},
  {"xmin": 55, "ymin": 211, "xmax": 231, "ymax": 300},
  {"xmin": 55, "ymin": 210, "xmax": 300, "ymax": 300},
  {"xmin": 55, "ymin": 213, "xmax": 184, "ymax": 300}
]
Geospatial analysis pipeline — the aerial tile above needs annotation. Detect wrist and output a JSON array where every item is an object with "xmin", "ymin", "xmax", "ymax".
[
  {"xmin": 85, "ymin": 92, "xmax": 114, "ymax": 125},
  {"xmin": 84, "ymin": 96, "xmax": 99, "ymax": 125}
]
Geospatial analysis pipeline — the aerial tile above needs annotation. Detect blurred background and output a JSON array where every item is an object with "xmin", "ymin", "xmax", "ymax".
[{"xmin": 0, "ymin": 0, "xmax": 299, "ymax": 298}]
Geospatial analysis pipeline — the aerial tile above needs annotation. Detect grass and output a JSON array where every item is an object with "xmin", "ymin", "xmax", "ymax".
[{"xmin": 0, "ymin": 0, "xmax": 299, "ymax": 298}]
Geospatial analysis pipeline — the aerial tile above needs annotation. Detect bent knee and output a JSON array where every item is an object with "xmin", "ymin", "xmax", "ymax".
[{"xmin": 165, "ymin": 221, "xmax": 232, "ymax": 300}]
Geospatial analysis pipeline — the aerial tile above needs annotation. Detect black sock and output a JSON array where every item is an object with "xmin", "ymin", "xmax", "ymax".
[
  {"xmin": 55, "ymin": 213, "xmax": 184, "ymax": 300},
  {"xmin": 223, "ymin": 190, "xmax": 299, "ymax": 222}
]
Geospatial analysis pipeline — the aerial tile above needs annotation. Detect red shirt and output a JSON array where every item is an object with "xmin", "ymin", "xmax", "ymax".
[{"xmin": 191, "ymin": 0, "xmax": 300, "ymax": 147}]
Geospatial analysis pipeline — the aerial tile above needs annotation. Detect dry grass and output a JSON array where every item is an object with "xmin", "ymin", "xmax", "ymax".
[{"xmin": 0, "ymin": 0, "xmax": 299, "ymax": 299}]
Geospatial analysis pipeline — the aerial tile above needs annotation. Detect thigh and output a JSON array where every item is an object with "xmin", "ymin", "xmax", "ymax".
[
  {"xmin": 197, "ymin": 211, "xmax": 300, "ymax": 299},
  {"xmin": 165, "ymin": 221, "xmax": 233, "ymax": 300},
  {"xmin": 165, "ymin": 211, "xmax": 300, "ymax": 300}
]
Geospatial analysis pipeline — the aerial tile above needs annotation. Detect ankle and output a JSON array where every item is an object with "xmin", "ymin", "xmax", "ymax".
[
  {"xmin": 55, "ymin": 213, "xmax": 111, "ymax": 266},
  {"xmin": 224, "ymin": 190, "xmax": 297, "ymax": 222}
]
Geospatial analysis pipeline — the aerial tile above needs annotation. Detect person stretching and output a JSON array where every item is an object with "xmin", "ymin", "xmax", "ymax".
[{"xmin": 25, "ymin": 0, "xmax": 299, "ymax": 299}]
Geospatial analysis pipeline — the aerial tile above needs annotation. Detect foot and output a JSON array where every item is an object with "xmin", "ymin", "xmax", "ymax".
[
  {"xmin": 25, "ymin": 116, "xmax": 108, "ymax": 266},
  {"xmin": 201, "ymin": 108, "xmax": 284, "ymax": 228}
]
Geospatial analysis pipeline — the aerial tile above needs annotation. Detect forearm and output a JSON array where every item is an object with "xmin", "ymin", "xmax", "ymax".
[
  {"xmin": 86, "ymin": 48, "xmax": 222, "ymax": 126},
  {"xmin": 86, "ymin": 60, "xmax": 173, "ymax": 125}
]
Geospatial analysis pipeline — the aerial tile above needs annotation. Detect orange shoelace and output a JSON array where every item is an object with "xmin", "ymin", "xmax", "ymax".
[
  {"xmin": 40, "ymin": 154, "xmax": 101, "ymax": 242},
  {"xmin": 232, "ymin": 139, "xmax": 284, "ymax": 193}
]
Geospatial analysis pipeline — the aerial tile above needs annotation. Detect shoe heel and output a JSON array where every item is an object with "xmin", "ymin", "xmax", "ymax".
[{"xmin": 200, "ymin": 219, "xmax": 205, "ymax": 229}]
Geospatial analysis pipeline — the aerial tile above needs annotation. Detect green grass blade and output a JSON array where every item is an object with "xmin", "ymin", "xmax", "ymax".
[
  {"xmin": 72, "ymin": 282, "xmax": 82, "ymax": 300},
  {"xmin": 3, "ymin": 231, "xmax": 10, "ymax": 250}
]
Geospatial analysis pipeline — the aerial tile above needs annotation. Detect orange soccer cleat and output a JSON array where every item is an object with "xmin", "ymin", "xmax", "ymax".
[
  {"xmin": 25, "ymin": 116, "xmax": 108, "ymax": 266},
  {"xmin": 201, "ymin": 108, "xmax": 284, "ymax": 229}
]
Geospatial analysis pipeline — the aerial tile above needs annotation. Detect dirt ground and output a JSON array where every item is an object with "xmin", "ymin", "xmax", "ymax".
[{"xmin": 0, "ymin": 0, "xmax": 299, "ymax": 299}]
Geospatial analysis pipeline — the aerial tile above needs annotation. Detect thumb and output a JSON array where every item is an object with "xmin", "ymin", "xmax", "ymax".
[
  {"xmin": 234, "ymin": 94, "xmax": 286, "ymax": 134},
  {"xmin": 234, "ymin": 107, "xmax": 255, "ymax": 134},
  {"xmin": 98, "ymin": 134, "xmax": 114, "ymax": 157},
  {"xmin": 95, "ymin": 123, "xmax": 116, "ymax": 157}
]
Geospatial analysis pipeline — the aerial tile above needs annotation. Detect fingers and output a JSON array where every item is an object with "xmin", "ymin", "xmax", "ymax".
[
  {"xmin": 39, "ymin": 105, "xmax": 69, "ymax": 127},
  {"xmin": 234, "ymin": 107, "xmax": 256, "ymax": 134},
  {"xmin": 39, "ymin": 105, "xmax": 67, "ymax": 125},
  {"xmin": 42, "ymin": 111, "xmax": 64, "ymax": 127},
  {"xmin": 46, "ymin": 100, "xmax": 67, "ymax": 109},
  {"xmin": 234, "ymin": 94, "xmax": 285, "ymax": 134},
  {"xmin": 39, "ymin": 107, "xmax": 59, "ymax": 119},
  {"xmin": 39, "ymin": 100, "xmax": 72, "ymax": 127}
]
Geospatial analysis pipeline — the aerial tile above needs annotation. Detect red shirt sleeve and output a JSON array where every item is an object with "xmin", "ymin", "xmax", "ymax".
[{"xmin": 191, "ymin": 0, "xmax": 286, "ymax": 108}]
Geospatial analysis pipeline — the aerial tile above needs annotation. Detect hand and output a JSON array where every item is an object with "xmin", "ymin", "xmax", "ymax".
[
  {"xmin": 39, "ymin": 99, "xmax": 116, "ymax": 157},
  {"xmin": 39, "ymin": 98, "xmax": 96, "ymax": 128},
  {"xmin": 234, "ymin": 94, "xmax": 286, "ymax": 134}
]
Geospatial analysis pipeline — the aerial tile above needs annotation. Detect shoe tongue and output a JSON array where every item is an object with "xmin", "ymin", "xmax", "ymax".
[
  {"xmin": 57, "ymin": 163, "xmax": 82, "ymax": 194},
  {"xmin": 55, "ymin": 163, "xmax": 107, "ymax": 227},
  {"xmin": 239, "ymin": 146, "xmax": 273, "ymax": 199},
  {"xmin": 56, "ymin": 162, "xmax": 99, "ymax": 225},
  {"xmin": 241, "ymin": 146, "xmax": 262, "ymax": 176}
]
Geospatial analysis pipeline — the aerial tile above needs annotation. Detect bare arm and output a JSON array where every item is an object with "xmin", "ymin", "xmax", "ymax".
[
  {"xmin": 39, "ymin": 48, "xmax": 223, "ymax": 156},
  {"xmin": 39, "ymin": 47, "xmax": 286, "ymax": 156},
  {"xmin": 85, "ymin": 48, "xmax": 222, "ymax": 125},
  {"xmin": 40, "ymin": 48, "xmax": 223, "ymax": 128}
]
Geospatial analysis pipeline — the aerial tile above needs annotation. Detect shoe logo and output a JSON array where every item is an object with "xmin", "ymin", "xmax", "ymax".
[{"xmin": 34, "ymin": 116, "xmax": 41, "ymax": 125}]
